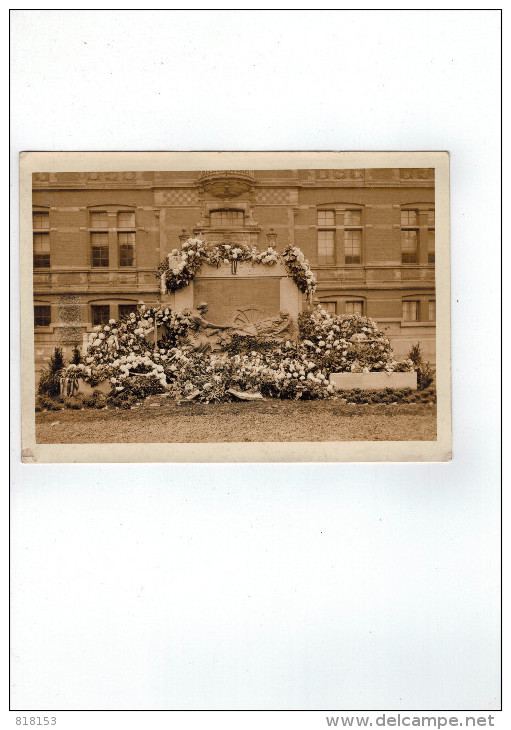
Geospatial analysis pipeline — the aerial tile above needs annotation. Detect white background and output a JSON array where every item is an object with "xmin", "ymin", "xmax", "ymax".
[{"xmin": 9, "ymin": 7, "xmax": 503, "ymax": 724}]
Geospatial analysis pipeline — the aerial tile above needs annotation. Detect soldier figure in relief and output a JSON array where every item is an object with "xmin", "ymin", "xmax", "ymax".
[{"xmin": 183, "ymin": 303, "xmax": 230, "ymax": 353}]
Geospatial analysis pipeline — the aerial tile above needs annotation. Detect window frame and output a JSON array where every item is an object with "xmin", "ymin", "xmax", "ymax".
[
  {"xmin": 34, "ymin": 304, "xmax": 51, "ymax": 327},
  {"xmin": 344, "ymin": 300, "xmax": 364, "ymax": 316},
  {"xmin": 118, "ymin": 303, "xmax": 138, "ymax": 320},
  {"xmin": 90, "ymin": 232, "xmax": 110, "ymax": 268},
  {"xmin": 118, "ymin": 231, "xmax": 136, "ymax": 267},
  {"xmin": 320, "ymin": 301, "xmax": 338, "ymax": 314},
  {"xmin": 344, "ymin": 228, "xmax": 362, "ymax": 265},
  {"xmin": 428, "ymin": 209, "xmax": 435, "ymax": 264},
  {"xmin": 90, "ymin": 211, "xmax": 108, "ymax": 228},
  {"xmin": 33, "ymin": 211, "xmax": 50, "ymax": 230},
  {"xmin": 90, "ymin": 304, "xmax": 111, "ymax": 326},
  {"xmin": 402, "ymin": 300, "xmax": 420, "ymax": 322},
  {"xmin": 33, "ymin": 231, "xmax": 51, "ymax": 269},
  {"xmin": 117, "ymin": 211, "xmax": 136, "ymax": 229},
  {"xmin": 317, "ymin": 228, "xmax": 336, "ymax": 266},
  {"xmin": 343, "ymin": 209, "xmax": 363, "ymax": 265},
  {"xmin": 209, "ymin": 209, "xmax": 245, "ymax": 227},
  {"xmin": 401, "ymin": 208, "xmax": 419, "ymax": 264},
  {"xmin": 87, "ymin": 207, "xmax": 136, "ymax": 269},
  {"xmin": 317, "ymin": 209, "xmax": 336, "ymax": 266}
]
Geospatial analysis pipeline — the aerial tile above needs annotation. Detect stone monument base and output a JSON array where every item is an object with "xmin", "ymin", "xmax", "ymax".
[{"xmin": 329, "ymin": 372, "xmax": 417, "ymax": 391}]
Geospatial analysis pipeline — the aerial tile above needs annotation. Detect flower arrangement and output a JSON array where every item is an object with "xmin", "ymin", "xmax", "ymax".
[
  {"xmin": 281, "ymin": 245, "xmax": 317, "ymax": 298},
  {"xmin": 157, "ymin": 237, "xmax": 315, "ymax": 296},
  {"xmin": 60, "ymin": 302, "xmax": 415, "ymax": 404},
  {"xmin": 298, "ymin": 308, "xmax": 414, "ymax": 375},
  {"xmin": 164, "ymin": 347, "xmax": 334, "ymax": 403}
]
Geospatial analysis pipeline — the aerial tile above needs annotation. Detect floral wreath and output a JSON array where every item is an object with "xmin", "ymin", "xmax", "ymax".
[{"xmin": 157, "ymin": 237, "xmax": 316, "ymax": 298}]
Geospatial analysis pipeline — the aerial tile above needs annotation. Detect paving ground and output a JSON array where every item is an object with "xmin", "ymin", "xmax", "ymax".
[{"xmin": 35, "ymin": 398, "xmax": 437, "ymax": 443}]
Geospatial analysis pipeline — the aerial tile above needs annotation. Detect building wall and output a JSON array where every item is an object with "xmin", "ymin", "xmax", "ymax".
[{"xmin": 32, "ymin": 169, "xmax": 436, "ymax": 376}]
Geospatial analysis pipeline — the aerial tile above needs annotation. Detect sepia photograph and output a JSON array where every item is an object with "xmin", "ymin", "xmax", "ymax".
[
  {"xmin": 20, "ymin": 151, "xmax": 450, "ymax": 462},
  {"xmin": 11, "ymin": 8, "xmax": 501, "ymax": 719}
]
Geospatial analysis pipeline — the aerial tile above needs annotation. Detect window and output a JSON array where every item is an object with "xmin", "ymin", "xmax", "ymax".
[
  {"xmin": 345, "ymin": 210, "xmax": 361, "ymax": 226},
  {"xmin": 318, "ymin": 211, "xmax": 336, "ymax": 265},
  {"xmin": 322, "ymin": 302, "xmax": 337, "ymax": 314},
  {"xmin": 91, "ymin": 233, "xmax": 109, "ymax": 267},
  {"xmin": 33, "ymin": 233, "xmax": 50, "ymax": 268},
  {"xmin": 344, "ymin": 230, "xmax": 361, "ymax": 264},
  {"xmin": 428, "ymin": 230, "xmax": 435, "ymax": 264},
  {"xmin": 344, "ymin": 210, "xmax": 362, "ymax": 264},
  {"xmin": 318, "ymin": 230, "xmax": 335, "ymax": 265},
  {"xmin": 401, "ymin": 210, "xmax": 417, "ymax": 227},
  {"xmin": 91, "ymin": 305, "xmax": 110, "ymax": 326},
  {"xmin": 119, "ymin": 304, "xmax": 137, "ymax": 319},
  {"xmin": 118, "ymin": 232, "xmax": 135, "ymax": 266},
  {"xmin": 90, "ymin": 211, "xmax": 108, "ymax": 228},
  {"xmin": 428, "ymin": 300, "xmax": 436, "ymax": 321},
  {"xmin": 401, "ymin": 231, "xmax": 418, "ymax": 263},
  {"xmin": 34, "ymin": 305, "xmax": 51, "ymax": 327},
  {"xmin": 402, "ymin": 301, "xmax": 419, "ymax": 321},
  {"xmin": 118, "ymin": 211, "xmax": 135, "ymax": 228},
  {"xmin": 345, "ymin": 301, "xmax": 363, "ymax": 315},
  {"xmin": 401, "ymin": 210, "xmax": 418, "ymax": 264},
  {"xmin": 33, "ymin": 212, "xmax": 49, "ymax": 229},
  {"xmin": 88, "ymin": 208, "xmax": 137, "ymax": 267},
  {"xmin": 428, "ymin": 209, "xmax": 435, "ymax": 263},
  {"xmin": 318, "ymin": 210, "xmax": 335, "ymax": 227},
  {"xmin": 210, "ymin": 210, "xmax": 244, "ymax": 227}
]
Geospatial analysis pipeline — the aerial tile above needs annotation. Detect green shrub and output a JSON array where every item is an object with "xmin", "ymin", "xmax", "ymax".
[
  {"xmin": 37, "ymin": 347, "xmax": 66, "ymax": 397},
  {"xmin": 35, "ymin": 394, "xmax": 61, "ymax": 411},
  {"xmin": 408, "ymin": 343, "xmax": 435, "ymax": 390},
  {"xmin": 341, "ymin": 386, "xmax": 435, "ymax": 404},
  {"xmin": 64, "ymin": 395, "xmax": 85, "ymax": 410},
  {"xmin": 107, "ymin": 374, "xmax": 165, "ymax": 407},
  {"xmin": 71, "ymin": 346, "xmax": 82, "ymax": 365}
]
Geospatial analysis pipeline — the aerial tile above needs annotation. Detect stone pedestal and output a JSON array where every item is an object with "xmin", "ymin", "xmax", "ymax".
[
  {"xmin": 329, "ymin": 372, "xmax": 418, "ymax": 391},
  {"xmin": 162, "ymin": 259, "xmax": 303, "ymax": 335}
]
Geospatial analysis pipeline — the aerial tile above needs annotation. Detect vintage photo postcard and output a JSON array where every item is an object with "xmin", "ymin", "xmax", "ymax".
[{"xmin": 19, "ymin": 151, "xmax": 450, "ymax": 463}]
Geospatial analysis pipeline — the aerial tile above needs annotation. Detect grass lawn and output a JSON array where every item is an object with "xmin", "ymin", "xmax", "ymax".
[{"xmin": 35, "ymin": 398, "xmax": 437, "ymax": 443}]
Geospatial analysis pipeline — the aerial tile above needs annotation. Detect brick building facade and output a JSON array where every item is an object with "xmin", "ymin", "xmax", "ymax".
[{"xmin": 32, "ymin": 168, "xmax": 435, "ymax": 374}]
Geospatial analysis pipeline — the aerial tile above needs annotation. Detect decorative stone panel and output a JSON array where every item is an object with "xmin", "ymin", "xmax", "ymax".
[
  {"xmin": 157, "ymin": 189, "xmax": 199, "ymax": 206},
  {"xmin": 330, "ymin": 371, "xmax": 417, "ymax": 390},
  {"xmin": 253, "ymin": 188, "xmax": 291, "ymax": 205}
]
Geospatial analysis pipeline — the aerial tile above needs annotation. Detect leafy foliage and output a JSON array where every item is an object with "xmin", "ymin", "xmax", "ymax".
[
  {"xmin": 298, "ymin": 308, "xmax": 413, "ymax": 376},
  {"xmin": 340, "ymin": 386, "xmax": 436, "ymax": 404},
  {"xmin": 37, "ymin": 347, "xmax": 66, "ymax": 397},
  {"xmin": 52, "ymin": 303, "xmax": 430, "ymax": 407},
  {"xmin": 407, "ymin": 342, "xmax": 435, "ymax": 389},
  {"xmin": 71, "ymin": 346, "xmax": 82, "ymax": 365},
  {"xmin": 157, "ymin": 237, "xmax": 316, "ymax": 297}
]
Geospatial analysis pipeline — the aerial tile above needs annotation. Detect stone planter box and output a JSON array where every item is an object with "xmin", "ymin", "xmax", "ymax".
[
  {"xmin": 329, "ymin": 371, "xmax": 417, "ymax": 391},
  {"xmin": 76, "ymin": 379, "xmax": 111, "ymax": 396}
]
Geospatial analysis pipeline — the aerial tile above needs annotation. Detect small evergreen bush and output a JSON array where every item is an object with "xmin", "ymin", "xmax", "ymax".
[
  {"xmin": 37, "ymin": 347, "xmax": 66, "ymax": 397},
  {"xmin": 408, "ymin": 343, "xmax": 435, "ymax": 390},
  {"xmin": 71, "ymin": 346, "xmax": 82, "ymax": 365}
]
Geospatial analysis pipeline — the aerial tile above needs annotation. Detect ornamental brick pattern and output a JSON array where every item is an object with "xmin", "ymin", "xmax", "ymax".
[
  {"xmin": 159, "ymin": 189, "xmax": 200, "ymax": 206},
  {"xmin": 253, "ymin": 188, "xmax": 291, "ymax": 205}
]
